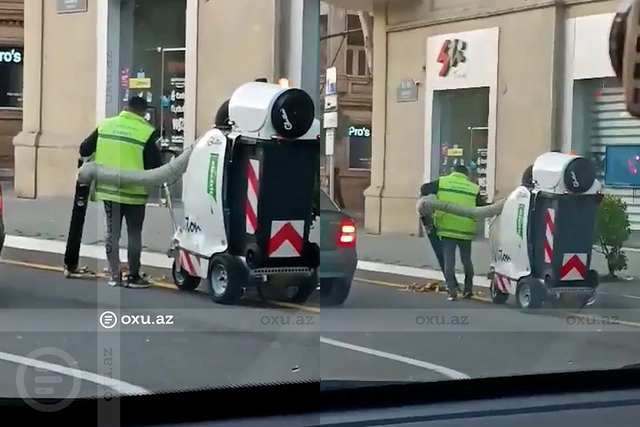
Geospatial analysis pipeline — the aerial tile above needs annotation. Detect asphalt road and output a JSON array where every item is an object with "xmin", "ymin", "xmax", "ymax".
[
  {"xmin": 0, "ymin": 263, "xmax": 320, "ymax": 400},
  {"xmin": 1, "ymin": 262, "xmax": 640, "ymax": 405}
]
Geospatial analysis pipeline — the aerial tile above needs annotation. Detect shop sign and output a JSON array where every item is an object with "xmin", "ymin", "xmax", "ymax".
[
  {"xmin": 0, "ymin": 48, "xmax": 21, "ymax": 64},
  {"xmin": 347, "ymin": 125, "xmax": 371, "ymax": 138},
  {"xmin": 57, "ymin": 0, "xmax": 87, "ymax": 14},
  {"xmin": 436, "ymin": 39, "xmax": 467, "ymax": 77},
  {"xmin": 396, "ymin": 79, "xmax": 418, "ymax": 102}
]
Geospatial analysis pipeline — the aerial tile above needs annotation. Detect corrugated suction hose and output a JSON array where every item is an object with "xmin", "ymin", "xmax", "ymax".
[
  {"xmin": 416, "ymin": 194, "xmax": 506, "ymax": 219},
  {"xmin": 76, "ymin": 147, "xmax": 194, "ymax": 187}
]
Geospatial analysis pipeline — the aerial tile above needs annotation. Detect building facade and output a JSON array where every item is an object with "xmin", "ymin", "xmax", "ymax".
[
  {"xmin": 324, "ymin": 0, "xmax": 623, "ymax": 235},
  {"xmin": 15, "ymin": 0, "xmax": 319, "ymax": 199},
  {"xmin": 0, "ymin": 0, "xmax": 23, "ymax": 179},
  {"xmin": 320, "ymin": 5, "xmax": 372, "ymax": 218}
]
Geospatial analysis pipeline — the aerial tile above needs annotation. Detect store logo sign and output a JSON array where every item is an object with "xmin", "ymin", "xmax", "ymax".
[
  {"xmin": 436, "ymin": 39, "xmax": 466, "ymax": 77},
  {"xmin": 0, "ymin": 48, "xmax": 21, "ymax": 64},
  {"xmin": 347, "ymin": 125, "xmax": 371, "ymax": 138}
]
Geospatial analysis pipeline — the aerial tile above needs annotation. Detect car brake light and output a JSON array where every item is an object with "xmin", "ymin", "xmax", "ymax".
[{"xmin": 338, "ymin": 219, "xmax": 356, "ymax": 246}]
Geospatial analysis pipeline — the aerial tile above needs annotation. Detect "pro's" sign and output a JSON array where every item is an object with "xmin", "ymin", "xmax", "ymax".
[{"xmin": 347, "ymin": 125, "xmax": 371, "ymax": 138}]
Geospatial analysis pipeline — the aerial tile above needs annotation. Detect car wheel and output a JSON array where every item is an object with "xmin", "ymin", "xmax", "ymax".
[{"xmin": 320, "ymin": 278, "xmax": 351, "ymax": 306}]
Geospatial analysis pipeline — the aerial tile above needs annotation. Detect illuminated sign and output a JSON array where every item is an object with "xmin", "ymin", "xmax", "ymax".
[{"xmin": 347, "ymin": 125, "xmax": 371, "ymax": 138}]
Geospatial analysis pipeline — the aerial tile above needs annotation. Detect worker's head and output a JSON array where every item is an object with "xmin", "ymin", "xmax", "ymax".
[
  {"xmin": 214, "ymin": 99, "xmax": 231, "ymax": 128},
  {"xmin": 126, "ymin": 96, "xmax": 149, "ymax": 117},
  {"xmin": 521, "ymin": 165, "xmax": 534, "ymax": 188},
  {"xmin": 452, "ymin": 165, "xmax": 469, "ymax": 177}
]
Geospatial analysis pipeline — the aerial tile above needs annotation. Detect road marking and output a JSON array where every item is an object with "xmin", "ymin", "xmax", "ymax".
[
  {"xmin": 320, "ymin": 337, "xmax": 470, "ymax": 380},
  {"xmin": 353, "ymin": 277, "xmax": 407, "ymax": 289},
  {"xmin": 600, "ymin": 291, "xmax": 640, "ymax": 300},
  {"xmin": 0, "ymin": 259, "xmax": 319, "ymax": 313},
  {"xmin": 0, "ymin": 350, "xmax": 150, "ymax": 395}
]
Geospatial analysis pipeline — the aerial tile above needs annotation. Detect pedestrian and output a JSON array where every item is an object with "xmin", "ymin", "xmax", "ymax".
[
  {"xmin": 79, "ymin": 96, "xmax": 163, "ymax": 288},
  {"xmin": 421, "ymin": 165, "xmax": 485, "ymax": 301}
]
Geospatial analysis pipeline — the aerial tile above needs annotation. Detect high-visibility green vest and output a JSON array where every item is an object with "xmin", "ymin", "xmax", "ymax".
[
  {"xmin": 435, "ymin": 172, "xmax": 480, "ymax": 240},
  {"xmin": 93, "ymin": 111, "xmax": 154, "ymax": 205}
]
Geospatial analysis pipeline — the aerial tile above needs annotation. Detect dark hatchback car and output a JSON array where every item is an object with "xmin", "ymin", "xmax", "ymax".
[{"xmin": 318, "ymin": 190, "xmax": 357, "ymax": 306}]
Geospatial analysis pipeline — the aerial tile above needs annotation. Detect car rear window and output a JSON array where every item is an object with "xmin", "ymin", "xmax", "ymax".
[{"xmin": 320, "ymin": 190, "xmax": 340, "ymax": 211}]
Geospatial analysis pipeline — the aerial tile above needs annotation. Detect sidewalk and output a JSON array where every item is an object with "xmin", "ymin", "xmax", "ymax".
[{"xmin": 3, "ymin": 192, "xmax": 640, "ymax": 295}]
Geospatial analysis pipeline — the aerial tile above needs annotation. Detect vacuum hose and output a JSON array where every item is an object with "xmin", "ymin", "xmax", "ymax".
[
  {"xmin": 416, "ymin": 194, "xmax": 506, "ymax": 219},
  {"xmin": 77, "ymin": 147, "xmax": 194, "ymax": 187}
]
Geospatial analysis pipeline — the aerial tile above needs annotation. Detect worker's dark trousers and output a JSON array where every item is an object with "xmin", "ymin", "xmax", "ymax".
[
  {"xmin": 441, "ymin": 237, "xmax": 474, "ymax": 295},
  {"xmin": 104, "ymin": 201, "xmax": 146, "ymax": 277}
]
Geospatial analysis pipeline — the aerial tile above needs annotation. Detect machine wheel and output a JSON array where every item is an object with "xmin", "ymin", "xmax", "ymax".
[
  {"xmin": 515, "ymin": 277, "xmax": 545, "ymax": 311},
  {"xmin": 320, "ymin": 278, "xmax": 352, "ymax": 306},
  {"xmin": 288, "ymin": 272, "xmax": 318, "ymax": 304},
  {"xmin": 206, "ymin": 254, "xmax": 246, "ymax": 305},
  {"xmin": 488, "ymin": 273, "xmax": 508, "ymax": 305},
  {"xmin": 171, "ymin": 260, "xmax": 201, "ymax": 291}
]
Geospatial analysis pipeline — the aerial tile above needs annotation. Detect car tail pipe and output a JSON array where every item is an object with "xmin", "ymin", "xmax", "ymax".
[
  {"xmin": 76, "ymin": 147, "xmax": 194, "ymax": 188},
  {"xmin": 416, "ymin": 194, "xmax": 506, "ymax": 220}
]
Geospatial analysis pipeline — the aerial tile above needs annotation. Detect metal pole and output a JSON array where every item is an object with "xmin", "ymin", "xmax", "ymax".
[{"xmin": 328, "ymin": 155, "xmax": 335, "ymax": 200}]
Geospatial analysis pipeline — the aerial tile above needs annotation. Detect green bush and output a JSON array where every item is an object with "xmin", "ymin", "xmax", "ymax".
[{"xmin": 594, "ymin": 194, "xmax": 631, "ymax": 278}]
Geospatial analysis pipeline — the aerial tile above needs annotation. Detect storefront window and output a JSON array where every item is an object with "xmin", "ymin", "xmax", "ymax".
[
  {"xmin": 432, "ymin": 87, "xmax": 489, "ymax": 236},
  {"xmin": 434, "ymin": 88, "xmax": 489, "ymax": 188},
  {"xmin": 0, "ymin": 46, "xmax": 23, "ymax": 108},
  {"xmin": 115, "ymin": 0, "xmax": 186, "ymax": 200},
  {"xmin": 121, "ymin": 0, "xmax": 186, "ymax": 139},
  {"xmin": 347, "ymin": 124, "xmax": 371, "ymax": 170}
]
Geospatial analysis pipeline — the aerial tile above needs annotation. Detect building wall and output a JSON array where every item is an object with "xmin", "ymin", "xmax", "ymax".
[
  {"xmin": 15, "ymin": 0, "xmax": 279, "ymax": 198},
  {"xmin": 0, "ymin": 0, "xmax": 24, "ymax": 180},
  {"xmin": 320, "ymin": 5, "xmax": 372, "ymax": 216},
  {"xmin": 365, "ymin": 0, "xmax": 618, "ymax": 235}
]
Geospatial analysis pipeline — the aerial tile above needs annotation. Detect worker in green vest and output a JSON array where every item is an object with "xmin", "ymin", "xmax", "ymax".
[
  {"xmin": 421, "ymin": 165, "xmax": 485, "ymax": 301},
  {"xmin": 79, "ymin": 96, "xmax": 163, "ymax": 288}
]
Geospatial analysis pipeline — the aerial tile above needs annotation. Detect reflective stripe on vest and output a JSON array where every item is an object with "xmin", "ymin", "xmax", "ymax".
[
  {"xmin": 435, "ymin": 172, "xmax": 480, "ymax": 240},
  {"xmin": 93, "ymin": 111, "xmax": 154, "ymax": 205}
]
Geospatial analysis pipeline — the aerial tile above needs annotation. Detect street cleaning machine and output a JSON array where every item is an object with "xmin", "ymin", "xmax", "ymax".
[
  {"xmin": 72, "ymin": 81, "xmax": 320, "ymax": 305},
  {"xmin": 417, "ymin": 151, "xmax": 602, "ymax": 311},
  {"xmin": 167, "ymin": 82, "xmax": 320, "ymax": 304},
  {"xmin": 486, "ymin": 152, "xmax": 602, "ymax": 310}
]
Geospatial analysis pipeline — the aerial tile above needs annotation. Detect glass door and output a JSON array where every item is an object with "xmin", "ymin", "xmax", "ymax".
[{"xmin": 158, "ymin": 47, "xmax": 186, "ymax": 203}]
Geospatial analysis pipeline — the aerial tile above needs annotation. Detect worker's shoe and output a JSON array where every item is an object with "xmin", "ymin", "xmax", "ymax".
[
  {"xmin": 446, "ymin": 293, "xmax": 457, "ymax": 301},
  {"xmin": 108, "ymin": 273, "xmax": 122, "ymax": 287},
  {"xmin": 126, "ymin": 274, "xmax": 150, "ymax": 289}
]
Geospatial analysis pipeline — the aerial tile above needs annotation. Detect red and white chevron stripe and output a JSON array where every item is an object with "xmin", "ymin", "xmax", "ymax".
[
  {"xmin": 245, "ymin": 159, "xmax": 260, "ymax": 234},
  {"xmin": 268, "ymin": 220, "xmax": 304, "ymax": 258},
  {"xmin": 494, "ymin": 273, "xmax": 512, "ymax": 294},
  {"xmin": 543, "ymin": 208, "xmax": 555, "ymax": 263},
  {"xmin": 179, "ymin": 249, "xmax": 202, "ymax": 277}
]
